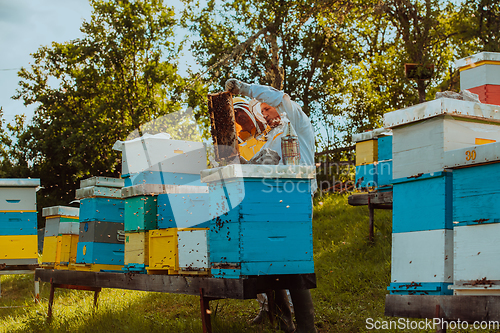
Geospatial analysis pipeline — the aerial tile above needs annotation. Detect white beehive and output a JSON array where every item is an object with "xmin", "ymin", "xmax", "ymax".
[
  {"xmin": 391, "ymin": 229, "xmax": 453, "ymax": 285},
  {"xmin": 455, "ymin": 52, "xmax": 500, "ymax": 90},
  {"xmin": 384, "ymin": 98, "xmax": 500, "ymax": 179},
  {"xmin": 113, "ymin": 134, "xmax": 207, "ymax": 176}
]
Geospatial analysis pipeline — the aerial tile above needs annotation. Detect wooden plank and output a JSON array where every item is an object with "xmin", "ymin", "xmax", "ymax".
[
  {"xmin": 385, "ymin": 295, "xmax": 500, "ymax": 322},
  {"xmin": 347, "ymin": 191, "xmax": 393, "ymax": 206},
  {"xmin": 35, "ymin": 269, "xmax": 315, "ymax": 299}
]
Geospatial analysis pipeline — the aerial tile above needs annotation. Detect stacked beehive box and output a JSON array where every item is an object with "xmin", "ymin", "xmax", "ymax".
[
  {"xmin": 201, "ymin": 164, "xmax": 316, "ymax": 279},
  {"xmin": 353, "ymin": 128, "xmax": 393, "ymax": 190},
  {"xmin": 442, "ymin": 142, "xmax": 500, "ymax": 295},
  {"xmin": 73, "ymin": 177, "xmax": 125, "ymax": 272},
  {"xmin": 385, "ymin": 97, "xmax": 500, "ymax": 295},
  {"xmin": 113, "ymin": 133, "xmax": 207, "ymax": 187},
  {"xmin": 455, "ymin": 52, "xmax": 500, "ymax": 106},
  {"xmin": 121, "ymin": 184, "xmax": 159, "ymax": 274},
  {"xmin": 114, "ymin": 134, "xmax": 210, "ymax": 275},
  {"xmin": 41, "ymin": 206, "xmax": 79, "ymax": 269},
  {"xmin": 0, "ymin": 179, "xmax": 39, "ymax": 266},
  {"xmin": 147, "ymin": 185, "xmax": 210, "ymax": 275}
]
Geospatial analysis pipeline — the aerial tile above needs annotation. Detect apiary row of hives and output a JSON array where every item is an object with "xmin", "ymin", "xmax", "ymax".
[
  {"xmin": 352, "ymin": 52, "xmax": 500, "ymax": 296},
  {"xmin": 40, "ymin": 132, "xmax": 316, "ymax": 278},
  {"xmin": 0, "ymin": 179, "xmax": 40, "ymax": 267}
]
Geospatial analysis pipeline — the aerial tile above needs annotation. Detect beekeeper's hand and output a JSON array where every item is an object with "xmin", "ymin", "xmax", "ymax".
[{"xmin": 225, "ymin": 79, "xmax": 251, "ymax": 96}]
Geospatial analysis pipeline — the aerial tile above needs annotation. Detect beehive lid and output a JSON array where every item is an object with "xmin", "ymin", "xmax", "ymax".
[
  {"xmin": 455, "ymin": 52, "xmax": 500, "ymax": 70},
  {"xmin": 80, "ymin": 177, "xmax": 124, "ymax": 188},
  {"xmin": 0, "ymin": 178, "xmax": 40, "ymax": 187},
  {"xmin": 42, "ymin": 206, "xmax": 79, "ymax": 217},
  {"xmin": 200, "ymin": 164, "xmax": 316, "ymax": 183},
  {"xmin": 121, "ymin": 183, "xmax": 208, "ymax": 198},
  {"xmin": 352, "ymin": 128, "xmax": 392, "ymax": 143},
  {"xmin": 383, "ymin": 98, "xmax": 500, "ymax": 128}
]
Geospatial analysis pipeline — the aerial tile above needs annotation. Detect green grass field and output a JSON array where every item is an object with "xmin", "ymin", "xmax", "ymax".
[{"xmin": 0, "ymin": 194, "xmax": 491, "ymax": 332}]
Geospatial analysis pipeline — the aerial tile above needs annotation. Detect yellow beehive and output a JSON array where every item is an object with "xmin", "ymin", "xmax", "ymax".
[
  {"xmin": 355, "ymin": 139, "xmax": 378, "ymax": 166},
  {"xmin": 57, "ymin": 234, "xmax": 79, "ymax": 266},
  {"xmin": 147, "ymin": 229, "xmax": 179, "ymax": 274},
  {"xmin": 41, "ymin": 236, "xmax": 59, "ymax": 266},
  {"xmin": 147, "ymin": 228, "xmax": 209, "ymax": 275},
  {"xmin": 0, "ymin": 235, "xmax": 38, "ymax": 260},
  {"xmin": 124, "ymin": 231, "xmax": 149, "ymax": 266}
]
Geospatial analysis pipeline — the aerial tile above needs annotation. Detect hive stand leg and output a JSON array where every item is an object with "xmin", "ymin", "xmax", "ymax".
[
  {"xmin": 435, "ymin": 305, "xmax": 446, "ymax": 333},
  {"xmin": 93, "ymin": 289, "xmax": 101, "ymax": 309},
  {"xmin": 34, "ymin": 278, "xmax": 40, "ymax": 304},
  {"xmin": 200, "ymin": 288, "xmax": 218, "ymax": 333},
  {"xmin": 368, "ymin": 197, "xmax": 374, "ymax": 243},
  {"xmin": 47, "ymin": 278, "xmax": 55, "ymax": 319}
]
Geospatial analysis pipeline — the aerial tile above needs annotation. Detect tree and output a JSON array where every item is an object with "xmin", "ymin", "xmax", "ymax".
[
  {"xmin": 13, "ymin": 0, "xmax": 206, "ymax": 208},
  {"xmin": 452, "ymin": 0, "xmax": 500, "ymax": 54}
]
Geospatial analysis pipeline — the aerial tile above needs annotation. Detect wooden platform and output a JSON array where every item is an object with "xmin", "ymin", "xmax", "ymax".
[
  {"xmin": 347, "ymin": 191, "xmax": 393, "ymax": 209},
  {"xmin": 34, "ymin": 269, "xmax": 316, "ymax": 299},
  {"xmin": 386, "ymin": 295, "xmax": 500, "ymax": 321}
]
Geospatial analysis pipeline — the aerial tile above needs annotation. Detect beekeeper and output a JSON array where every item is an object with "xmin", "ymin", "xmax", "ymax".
[
  {"xmin": 226, "ymin": 79, "xmax": 318, "ymax": 333},
  {"xmin": 226, "ymin": 79, "xmax": 315, "ymax": 169}
]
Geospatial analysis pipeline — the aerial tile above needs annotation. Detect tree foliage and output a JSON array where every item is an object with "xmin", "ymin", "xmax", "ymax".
[{"xmin": 12, "ymin": 0, "xmax": 206, "ymax": 207}]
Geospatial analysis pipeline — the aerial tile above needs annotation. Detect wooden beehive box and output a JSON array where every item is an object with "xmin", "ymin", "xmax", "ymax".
[
  {"xmin": 452, "ymin": 223, "xmax": 500, "ymax": 295},
  {"xmin": 201, "ymin": 164, "xmax": 316, "ymax": 278},
  {"xmin": 157, "ymin": 192, "xmax": 210, "ymax": 229},
  {"xmin": 41, "ymin": 235, "xmax": 59, "ymax": 266},
  {"xmin": 177, "ymin": 229, "xmax": 209, "ymax": 274},
  {"xmin": 57, "ymin": 234, "xmax": 79, "ymax": 266},
  {"xmin": 79, "ymin": 221, "xmax": 124, "ymax": 243},
  {"xmin": 455, "ymin": 52, "xmax": 500, "ymax": 91},
  {"xmin": 113, "ymin": 134, "xmax": 207, "ymax": 177},
  {"xmin": 124, "ymin": 196, "xmax": 157, "ymax": 232},
  {"xmin": 124, "ymin": 231, "xmax": 149, "ymax": 268},
  {"xmin": 75, "ymin": 241, "xmax": 124, "ymax": 266},
  {"xmin": 384, "ymin": 98, "xmax": 500, "ymax": 179},
  {"xmin": 392, "ymin": 171, "xmax": 452, "ymax": 233},
  {"xmin": 389, "ymin": 229, "xmax": 453, "ymax": 295},
  {"xmin": 0, "ymin": 235, "xmax": 38, "ymax": 266},
  {"xmin": 79, "ymin": 197, "xmax": 124, "ymax": 223}
]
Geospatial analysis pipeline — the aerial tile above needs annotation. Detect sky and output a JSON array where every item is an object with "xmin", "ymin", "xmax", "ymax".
[{"xmin": 0, "ymin": 0, "xmax": 93, "ymax": 124}]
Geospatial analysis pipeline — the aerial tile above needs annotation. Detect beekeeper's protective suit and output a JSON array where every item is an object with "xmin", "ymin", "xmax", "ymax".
[{"xmin": 227, "ymin": 79, "xmax": 317, "ymax": 192}]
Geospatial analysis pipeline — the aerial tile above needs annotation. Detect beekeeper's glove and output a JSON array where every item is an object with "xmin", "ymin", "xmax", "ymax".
[{"xmin": 225, "ymin": 79, "xmax": 251, "ymax": 96}]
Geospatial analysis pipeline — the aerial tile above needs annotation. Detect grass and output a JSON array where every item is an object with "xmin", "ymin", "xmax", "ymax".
[{"xmin": 0, "ymin": 194, "xmax": 492, "ymax": 332}]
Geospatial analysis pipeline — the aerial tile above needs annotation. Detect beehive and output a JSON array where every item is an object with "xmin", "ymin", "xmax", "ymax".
[
  {"xmin": 113, "ymin": 134, "xmax": 207, "ymax": 184},
  {"xmin": 0, "ymin": 179, "xmax": 40, "ymax": 266},
  {"xmin": 123, "ymin": 231, "xmax": 149, "ymax": 273},
  {"xmin": 455, "ymin": 52, "xmax": 500, "ymax": 105},
  {"xmin": 157, "ymin": 192, "xmax": 210, "ymax": 229},
  {"xmin": 384, "ymin": 98, "xmax": 500, "ymax": 179},
  {"xmin": 389, "ymin": 229, "xmax": 453, "ymax": 295},
  {"xmin": 353, "ymin": 129, "xmax": 393, "ymax": 190},
  {"xmin": 124, "ymin": 196, "xmax": 157, "ymax": 232},
  {"xmin": 147, "ymin": 228, "xmax": 209, "ymax": 275},
  {"xmin": 392, "ymin": 171, "xmax": 453, "ymax": 233},
  {"xmin": 73, "ymin": 177, "xmax": 125, "ymax": 271},
  {"xmin": 452, "ymin": 223, "xmax": 500, "ymax": 295},
  {"xmin": 201, "ymin": 164, "xmax": 315, "ymax": 278}
]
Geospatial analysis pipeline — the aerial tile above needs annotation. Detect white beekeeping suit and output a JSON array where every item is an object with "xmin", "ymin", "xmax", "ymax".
[{"xmin": 226, "ymin": 80, "xmax": 317, "ymax": 192}]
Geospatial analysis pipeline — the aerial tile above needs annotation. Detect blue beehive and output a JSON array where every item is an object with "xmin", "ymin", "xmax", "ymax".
[
  {"xmin": 79, "ymin": 197, "xmax": 125, "ymax": 223},
  {"xmin": 202, "ymin": 165, "xmax": 315, "ymax": 279},
  {"xmin": 0, "ymin": 179, "xmax": 40, "ymax": 266},
  {"xmin": 453, "ymin": 163, "xmax": 500, "ymax": 226},
  {"xmin": 392, "ymin": 171, "xmax": 453, "ymax": 233},
  {"xmin": 377, "ymin": 135, "xmax": 393, "ymax": 161},
  {"xmin": 157, "ymin": 192, "xmax": 210, "ymax": 229},
  {"xmin": 74, "ymin": 177, "xmax": 125, "ymax": 270}
]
